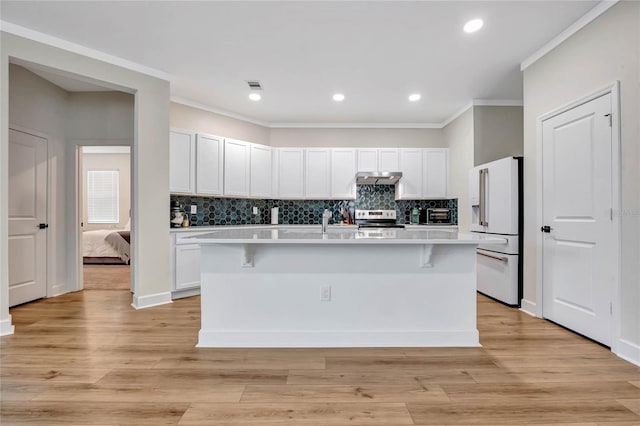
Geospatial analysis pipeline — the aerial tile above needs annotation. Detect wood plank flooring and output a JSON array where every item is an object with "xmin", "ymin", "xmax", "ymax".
[
  {"xmin": 2, "ymin": 290, "xmax": 639, "ymax": 425},
  {"xmin": 83, "ymin": 264, "xmax": 131, "ymax": 291}
]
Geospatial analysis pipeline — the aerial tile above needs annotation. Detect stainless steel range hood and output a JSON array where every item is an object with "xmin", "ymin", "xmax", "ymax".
[{"xmin": 355, "ymin": 171, "xmax": 402, "ymax": 185}]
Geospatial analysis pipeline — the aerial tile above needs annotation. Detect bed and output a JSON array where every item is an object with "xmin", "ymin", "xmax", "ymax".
[{"xmin": 83, "ymin": 224, "xmax": 130, "ymax": 264}]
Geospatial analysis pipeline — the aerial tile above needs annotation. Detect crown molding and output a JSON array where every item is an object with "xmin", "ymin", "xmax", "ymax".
[
  {"xmin": 439, "ymin": 99, "xmax": 523, "ymax": 128},
  {"xmin": 269, "ymin": 122, "xmax": 442, "ymax": 129},
  {"xmin": 520, "ymin": 0, "xmax": 619, "ymax": 71},
  {"xmin": 1, "ymin": 20, "xmax": 170, "ymax": 81}
]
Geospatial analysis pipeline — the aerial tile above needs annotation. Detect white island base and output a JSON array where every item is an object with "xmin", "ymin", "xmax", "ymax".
[{"xmin": 194, "ymin": 228, "xmax": 494, "ymax": 348}]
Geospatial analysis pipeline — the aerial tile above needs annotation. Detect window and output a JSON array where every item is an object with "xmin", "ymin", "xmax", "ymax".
[{"xmin": 87, "ymin": 170, "xmax": 119, "ymax": 224}]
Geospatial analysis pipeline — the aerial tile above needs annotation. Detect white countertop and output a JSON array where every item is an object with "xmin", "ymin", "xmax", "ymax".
[
  {"xmin": 185, "ymin": 226, "xmax": 503, "ymax": 245},
  {"xmin": 171, "ymin": 224, "xmax": 456, "ymax": 233}
]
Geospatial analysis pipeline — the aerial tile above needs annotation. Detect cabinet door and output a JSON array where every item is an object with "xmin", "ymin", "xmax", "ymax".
[
  {"xmin": 250, "ymin": 144, "xmax": 272, "ymax": 198},
  {"xmin": 423, "ymin": 148, "xmax": 448, "ymax": 198},
  {"xmin": 378, "ymin": 148, "xmax": 399, "ymax": 172},
  {"xmin": 331, "ymin": 148, "xmax": 356, "ymax": 199},
  {"xmin": 305, "ymin": 149, "xmax": 331, "ymax": 198},
  {"xmin": 396, "ymin": 148, "xmax": 423, "ymax": 199},
  {"xmin": 278, "ymin": 148, "xmax": 305, "ymax": 198},
  {"xmin": 357, "ymin": 149, "xmax": 378, "ymax": 172},
  {"xmin": 175, "ymin": 244, "xmax": 201, "ymax": 290},
  {"xmin": 195, "ymin": 133, "xmax": 223, "ymax": 195},
  {"xmin": 169, "ymin": 129, "xmax": 195, "ymax": 194},
  {"xmin": 224, "ymin": 139, "xmax": 251, "ymax": 196}
]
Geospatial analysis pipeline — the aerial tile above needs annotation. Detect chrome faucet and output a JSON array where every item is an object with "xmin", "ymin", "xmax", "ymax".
[{"xmin": 322, "ymin": 209, "xmax": 332, "ymax": 234}]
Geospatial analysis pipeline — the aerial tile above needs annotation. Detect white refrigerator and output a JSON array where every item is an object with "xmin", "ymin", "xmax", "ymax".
[{"xmin": 469, "ymin": 156, "xmax": 522, "ymax": 306}]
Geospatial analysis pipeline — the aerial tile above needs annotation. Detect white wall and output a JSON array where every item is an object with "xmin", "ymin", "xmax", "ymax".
[
  {"xmin": 68, "ymin": 92, "xmax": 134, "ymax": 141},
  {"xmin": 171, "ymin": 102, "xmax": 270, "ymax": 145},
  {"xmin": 473, "ymin": 106, "xmax": 523, "ymax": 166},
  {"xmin": 8, "ymin": 64, "xmax": 69, "ymax": 297},
  {"xmin": 522, "ymin": 1, "xmax": 639, "ymax": 362},
  {"xmin": 1, "ymin": 31, "xmax": 171, "ymax": 329},
  {"xmin": 270, "ymin": 127, "xmax": 445, "ymax": 148},
  {"xmin": 443, "ymin": 108, "xmax": 473, "ymax": 232},
  {"xmin": 82, "ymin": 153, "xmax": 131, "ymax": 231}
]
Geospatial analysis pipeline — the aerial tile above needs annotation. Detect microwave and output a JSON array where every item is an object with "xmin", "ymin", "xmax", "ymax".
[{"xmin": 420, "ymin": 208, "xmax": 452, "ymax": 224}]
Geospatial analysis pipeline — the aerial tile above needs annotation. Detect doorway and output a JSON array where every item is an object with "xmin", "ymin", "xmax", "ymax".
[
  {"xmin": 79, "ymin": 146, "xmax": 132, "ymax": 292},
  {"xmin": 538, "ymin": 84, "xmax": 621, "ymax": 347}
]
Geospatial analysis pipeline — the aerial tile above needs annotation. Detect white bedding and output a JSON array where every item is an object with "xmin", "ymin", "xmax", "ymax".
[{"xmin": 83, "ymin": 229, "xmax": 125, "ymax": 260}]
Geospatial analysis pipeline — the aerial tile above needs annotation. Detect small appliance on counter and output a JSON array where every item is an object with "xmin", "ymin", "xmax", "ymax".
[
  {"xmin": 420, "ymin": 208, "xmax": 453, "ymax": 225},
  {"xmin": 170, "ymin": 201, "xmax": 185, "ymax": 228},
  {"xmin": 355, "ymin": 210, "xmax": 404, "ymax": 229}
]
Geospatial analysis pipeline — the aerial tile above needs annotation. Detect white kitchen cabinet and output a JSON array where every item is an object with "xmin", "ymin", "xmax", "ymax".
[
  {"xmin": 195, "ymin": 133, "xmax": 224, "ymax": 196},
  {"xmin": 378, "ymin": 148, "xmax": 399, "ymax": 172},
  {"xmin": 305, "ymin": 149, "xmax": 332, "ymax": 198},
  {"xmin": 170, "ymin": 231, "xmax": 209, "ymax": 299},
  {"xmin": 277, "ymin": 148, "xmax": 305, "ymax": 198},
  {"xmin": 396, "ymin": 148, "xmax": 423, "ymax": 199},
  {"xmin": 169, "ymin": 128, "xmax": 196, "ymax": 194},
  {"xmin": 224, "ymin": 138, "xmax": 251, "ymax": 197},
  {"xmin": 357, "ymin": 149, "xmax": 378, "ymax": 172},
  {"xmin": 250, "ymin": 144, "xmax": 272, "ymax": 198},
  {"xmin": 331, "ymin": 148, "xmax": 356, "ymax": 199},
  {"xmin": 423, "ymin": 148, "xmax": 449, "ymax": 198}
]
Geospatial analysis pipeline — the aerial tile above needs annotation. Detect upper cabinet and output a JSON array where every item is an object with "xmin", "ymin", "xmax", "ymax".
[
  {"xmin": 277, "ymin": 148, "xmax": 305, "ymax": 198},
  {"xmin": 331, "ymin": 148, "xmax": 356, "ymax": 199},
  {"xmin": 423, "ymin": 148, "xmax": 448, "ymax": 198},
  {"xmin": 195, "ymin": 133, "xmax": 224, "ymax": 196},
  {"xmin": 356, "ymin": 148, "xmax": 399, "ymax": 173},
  {"xmin": 305, "ymin": 149, "xmax": 332, "ymax": 199},
  {"xmin": 223, "ymin": 138, "xmax": 251, "ymax": 197},
  {"xmin": 169, "ymin": 128, "xmax": 196, "ymax": 194},
  {"xmin": 396, "ymin": 148, "xmax": 449, "ymax": 200},
  {"xmin": 396, "ymin": 148, "xmax": 423, "ymax": 199},
  {"xmin": 250, "ymin": 144, "xmax": 272, "ymax": 198}
]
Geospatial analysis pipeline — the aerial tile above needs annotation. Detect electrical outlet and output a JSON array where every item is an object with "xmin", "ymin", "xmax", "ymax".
[
  {"xmin": 252, "ymin": 206, "xmax": 258, "ymax": 215},
  {"xmin": 190, "ymin": 205, "xmax": 197, "ymax": 214},
  {"xmin": 320, "ymin": 285, "xmax": 331, "ymax": 302}
]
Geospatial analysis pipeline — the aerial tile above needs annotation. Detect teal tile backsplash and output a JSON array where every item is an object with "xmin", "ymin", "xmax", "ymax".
[{"xmin": 171, "ymin": 185, "xmax": 457, "ymax": 226}]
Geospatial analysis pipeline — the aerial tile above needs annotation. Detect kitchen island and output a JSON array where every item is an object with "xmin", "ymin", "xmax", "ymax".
[{"xmin": 188, "ymin": 227, "xmax": 504, "ymax": 348}]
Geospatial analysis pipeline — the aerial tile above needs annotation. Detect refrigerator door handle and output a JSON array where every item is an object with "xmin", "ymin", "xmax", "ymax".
[
  {"xmin": 477, "ymin": 250, "xmax": 508, "ymax": 262},
  {"xmin": 479, "ymin": 168, "xmax": 488, "ymax": 226}
]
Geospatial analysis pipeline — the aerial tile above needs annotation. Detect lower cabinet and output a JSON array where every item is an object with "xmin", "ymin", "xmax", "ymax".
[{"xmin": 171, "ymin": 232, "xmax": 205, "ymax": 299}]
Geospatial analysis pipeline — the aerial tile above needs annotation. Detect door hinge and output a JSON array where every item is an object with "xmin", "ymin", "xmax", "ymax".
[
  {"xmin": 604, "ymin": 113, "xmax": 612, "ymax": 127},
  {"xmin": 610, "ymin": 208, "xmax": 613, "ymax": 221},
  {"xmin": 610, "ymin": 302, "xmax": 613, "ymax": 315}
]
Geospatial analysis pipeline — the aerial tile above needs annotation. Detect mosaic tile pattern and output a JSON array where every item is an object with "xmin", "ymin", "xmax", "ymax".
[{"xmin": 171, "ymin": 185, "xmax": 457, "ymax": 227}]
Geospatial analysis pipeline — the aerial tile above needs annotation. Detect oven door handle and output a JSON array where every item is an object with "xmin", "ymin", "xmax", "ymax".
[{"xmin": 477, "ymin": 251, "xmax": 508, "ymax": 262}]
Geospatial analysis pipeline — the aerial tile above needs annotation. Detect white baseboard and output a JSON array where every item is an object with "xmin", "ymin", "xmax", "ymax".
[
  {"xmin": 520, "ymin": 299, "xmax": 539, "ymax": 317},
  {"xmin": 172, "ymin": 287, "xmax": 200, "ymax": 300},
  {"xmin": 615, "ymin": 338, "xmax": 640, "ymax": 367},
  {"xmin": 0, "ymin": 316, "xmax": 15, "ymax": 336},
  {"xmin": 131, "ymin": 291, "xmax": 172, "ymax": 310},
  {"xmin": 197, "ymin": 330, "xmax": 480, "ymax": 348}
]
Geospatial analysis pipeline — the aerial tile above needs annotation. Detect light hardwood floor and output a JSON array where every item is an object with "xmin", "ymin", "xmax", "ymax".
[
  {"xmin": 1, "ymin": 290, "xmax": 639, "ymax": 425},
  {"xmin": 83, "ymin": 264, "xmax": 131, "ymax": 291}
]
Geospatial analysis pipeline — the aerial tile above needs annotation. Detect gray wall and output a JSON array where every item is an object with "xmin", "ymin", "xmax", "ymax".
[
  {"xmin": 443, "ymin": 108, "xmax": 474, "ymax": 232},
  {"xmin": 522, "ymin": 1, "xmax": 639, "ymax": 358},
  {"xmin": 270, "ymin": 128, "xmax": 445, "ymax": 148},
  {"xmin": 473, "ymin": 106, "xmax": 523, "ymax": 166},
  {"xmin": 171, "ymin": 102, "xmax": 270, "ymax": 145},
  {"xmin": 8, "ymin": 64, "xmax": 69, "ymax": 296}
]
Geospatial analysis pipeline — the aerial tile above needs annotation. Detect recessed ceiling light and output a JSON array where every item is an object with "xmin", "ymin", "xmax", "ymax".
[
  {"xmin": 463, "ymin": 18, "xmax": 484, "ymax": 33},
  {"xmin": 409, "ymin": 94, "xmax": 421, "ymax": 102},
  {"xmin": 333, "ymin": 93, "xmax": 345, "ymax": 102},
  {"xmin": 249, "ymin": 93, "xmax": 261, "ymax": 101}
]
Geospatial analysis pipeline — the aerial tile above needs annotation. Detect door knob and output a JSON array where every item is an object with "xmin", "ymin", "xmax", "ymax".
[
  {"xmin": 38, "ymin": 223, "xmax": 49, "ymax": 229},
  {"xmin": 540, "ymin": 225, "xmax": 552, "ymax": 233}
]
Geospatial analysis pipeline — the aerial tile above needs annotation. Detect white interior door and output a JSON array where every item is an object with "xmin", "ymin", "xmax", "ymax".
[
  {"xmin": 541, "ymin": 93, "xmax": 614, "ymax": 346},
  {"xmin": 8, "ymin": 129, "xmax": 48, "ymax": 307}
]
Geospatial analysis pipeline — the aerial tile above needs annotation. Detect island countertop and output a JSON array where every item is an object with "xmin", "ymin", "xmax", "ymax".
[{"xmin": 186, "ymin": 226, "xmax": 504, "ymax": 245}]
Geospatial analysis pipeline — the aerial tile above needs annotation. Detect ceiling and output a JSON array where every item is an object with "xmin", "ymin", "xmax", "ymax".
[{"xmin": 1, "ymin": 1, "xmax": 599, "ymax": 126}]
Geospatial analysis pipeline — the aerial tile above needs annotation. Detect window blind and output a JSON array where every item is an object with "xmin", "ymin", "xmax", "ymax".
[{"xmin": 87, "ymin": 170, "xmax": 119, "ymax": 224}]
